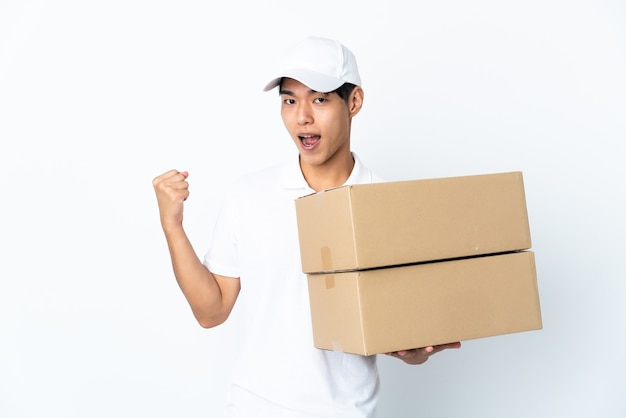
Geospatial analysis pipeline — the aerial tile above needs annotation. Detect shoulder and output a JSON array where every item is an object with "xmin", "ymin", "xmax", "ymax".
[
  {"xmin": 352, "ymin": 153, "xmax": 386, "ymax": 184},
  {"xmin": 235, "ymin": 164, "xmax": 283, "ymax": 187},
  {"xmin": 224, "ymin": 163, "xmax": 286, "ymax": 202}
]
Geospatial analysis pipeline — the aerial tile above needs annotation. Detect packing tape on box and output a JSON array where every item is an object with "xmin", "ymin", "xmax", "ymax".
[
  {"xmin": 325, "ymin": 275, "xmax": 335, "ymax": 289},
  {"xmin": 321, "ymin": 246, "xmax": 332, "ymax": 271}
]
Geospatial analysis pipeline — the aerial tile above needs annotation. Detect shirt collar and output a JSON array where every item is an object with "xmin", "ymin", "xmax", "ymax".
[{"xmin": 280, "ymin": 152, "xmax": 371, "ymax": 192}]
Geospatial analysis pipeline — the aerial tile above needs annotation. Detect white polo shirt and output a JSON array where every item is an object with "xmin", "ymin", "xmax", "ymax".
[{"xmin": 204, "ymin": 153, "xmax": 383, "ymax": 418}]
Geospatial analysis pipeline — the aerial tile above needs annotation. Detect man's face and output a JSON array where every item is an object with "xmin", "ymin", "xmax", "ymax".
[{"xmin": 279, "ymin": 78, "xmax": 357, "ymax": 169}]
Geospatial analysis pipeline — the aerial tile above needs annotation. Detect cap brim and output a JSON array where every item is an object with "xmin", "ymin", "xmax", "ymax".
[
  {"xmin": 262, "ymin": 77, "xmax": 281, "ymax": 92},
  {"xmin": 262, "ymin": 69, "xmax": 345, "ymax": 93}
]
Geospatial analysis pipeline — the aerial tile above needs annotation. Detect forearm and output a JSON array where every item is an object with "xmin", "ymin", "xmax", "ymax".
[{"xmin": 163, "ymin": 224, "xmax": 230, "ymax": 327}]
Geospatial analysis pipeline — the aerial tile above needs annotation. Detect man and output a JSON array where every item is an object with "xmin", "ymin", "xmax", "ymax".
[{"xmin": 152, "ymin": 36, "xmax": 460, "ymax": 417}]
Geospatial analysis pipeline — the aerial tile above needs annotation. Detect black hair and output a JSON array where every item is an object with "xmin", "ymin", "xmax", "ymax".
[{"xmin": 332, "ymin": 83, "xmax": 358, "ymax": 102}]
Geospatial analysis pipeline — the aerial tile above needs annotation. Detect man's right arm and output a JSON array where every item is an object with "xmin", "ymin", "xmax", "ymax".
[{"xmin": 152, "ymin": 170, "xmax": 240, "ymax": 328}]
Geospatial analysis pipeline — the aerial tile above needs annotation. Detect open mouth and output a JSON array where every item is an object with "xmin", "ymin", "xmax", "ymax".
[{"xmin": 299, "ymin": 134, "xmax": 321, "ymax": 149}]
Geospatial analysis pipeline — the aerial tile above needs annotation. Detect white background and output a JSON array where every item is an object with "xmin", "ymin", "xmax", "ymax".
[{"xmin": 1, "ymin": 1, "xmax": 625, "ymax": 417}]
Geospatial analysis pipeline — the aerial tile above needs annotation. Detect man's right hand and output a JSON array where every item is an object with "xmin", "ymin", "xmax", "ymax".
[{"xmin": 152, "ymin": 169, "xmax": 190, "ymax": 230}]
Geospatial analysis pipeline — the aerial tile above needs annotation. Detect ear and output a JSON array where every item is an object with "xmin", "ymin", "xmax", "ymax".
[{"xmin": 348, "ymin": 86, "xmax": 364, "ymax": 118}]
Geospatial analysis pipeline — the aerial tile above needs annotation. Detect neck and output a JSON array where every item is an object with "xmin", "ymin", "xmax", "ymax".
[{"xmin": 301, "ymin": 152, "xmax": 355, "ymax": 192}]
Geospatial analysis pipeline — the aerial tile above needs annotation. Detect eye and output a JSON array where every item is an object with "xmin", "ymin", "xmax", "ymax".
[
  {"xmin": 283, "ymin": 98, "xmax": 296, "ymax": 105},
  {"xmin": 314, "ymin": 97, "xmax": 326, "ymax": 104}
]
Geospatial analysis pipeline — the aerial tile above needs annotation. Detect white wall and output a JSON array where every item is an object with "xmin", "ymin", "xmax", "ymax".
[{"xmin": 1, "ymin": 1, "xmax": 625, "ymax": 417}]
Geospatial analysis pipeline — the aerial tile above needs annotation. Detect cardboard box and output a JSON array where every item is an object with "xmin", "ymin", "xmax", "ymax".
[
  {"xmin": 307, "ymin": 251, "xmax": 542, "ymax": 355},
  {"xmin": 295, "ymin": 171, "xmax": 531, "ymax": 273}
]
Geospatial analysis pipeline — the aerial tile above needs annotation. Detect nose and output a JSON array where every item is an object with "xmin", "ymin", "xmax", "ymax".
[{"xmin": 297, "ymin": 103, "xmax": 313, "ymax": 126}]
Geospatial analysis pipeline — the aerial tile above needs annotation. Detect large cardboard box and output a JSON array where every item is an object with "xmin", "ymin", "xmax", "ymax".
[
  {"xmin": 307, "ymin": 251, "xmax": 542, "ymax": 355},
  {"xmin": 295, "ymin": 171, "xmax": 531, "ymax": 273}
]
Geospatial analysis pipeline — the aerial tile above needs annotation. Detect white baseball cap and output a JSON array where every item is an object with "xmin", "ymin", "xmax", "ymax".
[{"xmin": 263, "ymin": 36, "xmax": 361, "ymax": 93}]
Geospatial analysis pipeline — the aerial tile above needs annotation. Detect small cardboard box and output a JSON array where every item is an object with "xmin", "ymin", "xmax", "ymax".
[
  {"xmin": 307, "ymin": 251, "xmax": 542, "ymax": 355},
  {"xmin": 295, "ymin": 171, "xmax": 531, "ymax": 273}
]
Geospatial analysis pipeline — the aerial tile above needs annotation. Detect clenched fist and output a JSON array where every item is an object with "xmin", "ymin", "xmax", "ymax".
[{"xmin": 152, "ymin": 169, "xmax": 190, "ymax": 230}]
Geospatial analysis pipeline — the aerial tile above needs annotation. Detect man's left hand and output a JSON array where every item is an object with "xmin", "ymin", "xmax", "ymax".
[{"xmin": 385, "ymin": 342, "xmax": 462, "ymax": 365}]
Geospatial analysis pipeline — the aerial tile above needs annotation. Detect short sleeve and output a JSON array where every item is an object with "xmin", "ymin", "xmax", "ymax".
[{"xmin": 203, "ymin": 189, "xmax": 240, "ymax": 278}]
